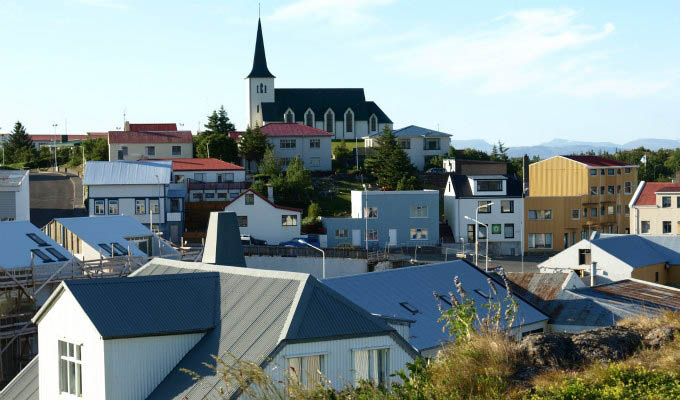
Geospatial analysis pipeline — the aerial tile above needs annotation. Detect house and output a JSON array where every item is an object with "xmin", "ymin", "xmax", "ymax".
[
  {"xmin": 43, "ymin": 216, "xmax": 178, "ymax": 260},
  {"xmin": 83, "ymin": 161, "xmax": 185, "ymax": 243},
  {"xmin": 12, "ymin": 258, "xmax": 416, "ymax": 399},
  {"xmin": 538, "ymin": 233, "xmax": 680, "ymax": 286},
  {"xmin": 224, "ymin": 188, "xmax": 302, "ymax": 245},
  {"xmin": 364, "ymin": 125, "xmax": 451, "ymax": 170},
  {"xmin": 164, "ymin": 158, "xmax": 249, "ymax": 202},
  {"xmin": 256, "ymin": 123, "xmax": 333, "ymax": 171},
  {"xmin": 0, "ymin": 169, "xmax": 30, "ymax": 221},
  {"xmin": 246, "ymin": 18, "xmax": 392, "ymax": 139},
  {"xmin": 443, "ymin": 158, "xmax": 508, "ymax": 175},
  {"xmin": 629, "ymin": 181, "xmax": 680, "ymax": 234},
  {"xmin": 444, "ymin": 174, "xmax": 524, "ymax": 256},
  {"xmin": 524, "ymin": 155, "xmax": 638, "ymax": 253},
  {"xmin": 108, "ymin": 123, "xmax": 193, "ymax": 161},
  {"xmin": 324, "ymin": 260, "xmax": 549, "ymax": 357},
  {"xmin": 323, "ymin": 190, "xmax": 440, "ymax": 249}
]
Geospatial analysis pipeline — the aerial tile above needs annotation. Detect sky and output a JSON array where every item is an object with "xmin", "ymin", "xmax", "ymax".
[{"xmin": 1, "ymin": 0, "xmax": 678, "ymax": 147}]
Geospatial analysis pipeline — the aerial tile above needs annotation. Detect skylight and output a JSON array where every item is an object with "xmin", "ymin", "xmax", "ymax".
[{"xmin": 399, "ymin": 302, "xmax": 419, "ymax": 315}]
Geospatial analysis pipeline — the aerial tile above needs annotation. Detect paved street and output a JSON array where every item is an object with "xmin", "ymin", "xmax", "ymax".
[
  {"xmin": 405, "ymin": 249, "xmax": 549, "ymax": 273},
  {"xmin": 30, "ymin": 172, "xmax": 86, "ymax": 228}
]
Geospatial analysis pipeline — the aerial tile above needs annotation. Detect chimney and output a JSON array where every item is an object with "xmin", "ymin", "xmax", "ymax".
[
  {"xmin": 267, "ymin": 185, "xmax": 274, "ymax": 202},
  {"xmin": 522, "ymin": 154, "xmax": 530, "ymax": 195},
  {"xmin": 124, "ymin": 121, "xmax": 130, "ymax": 131},
  {"xmin": 590, "ymin": 262, "xmax": 597, "ymax": 287},
  {"xmin": 202, "ymin": 211, "xmax": 246, "ymax": 267}
]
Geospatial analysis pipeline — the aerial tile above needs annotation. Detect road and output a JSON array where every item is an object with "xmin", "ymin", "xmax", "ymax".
[
  {"xmin": 405, "ymin": 249, "xmax": 548, "ymax": 273},
  {"xmin": 30, "ymin": 172, "xmax": 87, "ymax": 228}
]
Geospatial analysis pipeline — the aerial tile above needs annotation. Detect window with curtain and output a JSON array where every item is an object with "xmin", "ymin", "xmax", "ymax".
[
  {"xmin": 287, "ymin": 355, "xmax": 325, "ymax": 389},
  {"xmin": 353, "ymin": 348, "xmax": 390, "ymax": 386}
]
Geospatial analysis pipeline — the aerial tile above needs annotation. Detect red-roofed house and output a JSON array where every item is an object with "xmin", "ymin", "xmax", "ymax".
[
  {"xmin": 630, "ymin": 181, "xmax": 680, "ymax": 234},
  {"xmin": 163, "ymin": 158, "xmax": 250, "ymax": 202},
  {"xmin": 108, "ymin": 129, "xmax": 193, "ymax": 161},
  {"xmin": 126, "ymin": 122, "xmax": 178, "ymax": 132}
]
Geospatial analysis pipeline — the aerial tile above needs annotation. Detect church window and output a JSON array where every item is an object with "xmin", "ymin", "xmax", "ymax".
[
  {"xmin": 325, "ymin": 110, "xmax": 334, "ymax": 133},
  {"xmin": 345, "ymin": 109, "xmax": 354, "ymax": 133},
  {"xmin": 285, "ymin": 109, "xmax": 294, "ymax": 123},
  {"xmin": 264, "ymin": 85, "xmax": 267, "ymax": 93},
  {"xmin": 305, "ymin": 110, "xmax": 314, "ymax": 127},
  {"xmin": 370, "ymin": 115, "xmax": 377, "ymax": 132},
  {"xmin": 259, "ymin": 83, "xmax": 263, "ymax": 93}
]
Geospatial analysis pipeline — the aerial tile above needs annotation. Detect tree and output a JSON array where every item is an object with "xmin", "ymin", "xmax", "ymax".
[
  {"xmin": 333, "ymin": 139, "xmax": 353, "ymax": 170},
  {"xmin": 83, "ymin": 137, "xmax": 109, "ymax": 161},
  {"xmin": 425, "ymin": 155, "xmax": 444, "ymax": 170},
  {"xmin": 497, "ymin": 141, "xmax": 509, "ymax": 161},
  {"xmin": 203, "ymin": 106, "xmax": 236, "ymax": 136},
  {"xmin": 460, "ymin": 148, "xmax": 492, "ymax": 161},
  {"xmin": 194, "ymin": 134, "xmax": 239, "ymax": 163},
  {"xmin": 365, "ymin": 126, "xmax": 417, "ymax": 188},
  {"xmin": 396, "ymin": 175, "xmax": 423, "ymax": 190},
  {"xmin": 259, "ymin": 148, "xmax": 282, "ymax": 178},
  {"xmin": 239, "ymin": 126, "xmax": 269, "ymax": 171},
  {"xmin": 5, "ymin": 122, "xmax": 35, "ymax": 163},
  {"xmin": 284, "ymin": 156, "xmax": 312, "ymax": 201}
]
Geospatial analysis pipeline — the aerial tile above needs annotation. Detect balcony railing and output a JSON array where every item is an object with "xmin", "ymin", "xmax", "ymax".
[{"xmin": 186, "ymin": 179, "xmax": 251, "ymax": 191}]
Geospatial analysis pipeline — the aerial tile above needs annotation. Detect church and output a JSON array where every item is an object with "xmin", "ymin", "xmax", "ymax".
[{"xmin": 245, "ymin": 19, "xmax": 393, "ymax": 140}]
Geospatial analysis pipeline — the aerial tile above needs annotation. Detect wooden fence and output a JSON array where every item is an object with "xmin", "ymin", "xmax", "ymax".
[{"xmin": 243, "ymin": 245, "xmax": 367, "ymax": 259}]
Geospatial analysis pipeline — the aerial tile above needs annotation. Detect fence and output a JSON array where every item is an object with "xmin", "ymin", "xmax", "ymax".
[{"xmin": 243, "ymin": 245, "xmax": 367, "ymax": 259}]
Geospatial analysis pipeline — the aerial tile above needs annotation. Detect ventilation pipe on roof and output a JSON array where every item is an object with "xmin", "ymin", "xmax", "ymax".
[
  {"xmin": 202, "ymin": 211, "xmax": 246, "ymax": 267},
  {"xmin": 590, "ymin": 262, "xmax": 597, "ymax": 287}
]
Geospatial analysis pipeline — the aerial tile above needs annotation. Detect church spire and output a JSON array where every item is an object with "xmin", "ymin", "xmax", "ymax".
[{"xmin": 246, "ymin": 18, "xmax": 275, "ymax": 79}]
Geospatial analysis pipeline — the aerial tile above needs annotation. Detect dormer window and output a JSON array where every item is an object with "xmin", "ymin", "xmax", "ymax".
[
  {"xmin": 370, "ymin": 114, "xmax": 377, "ymax": 132},
  {"xmin": 304, "ymin": 109, "xmax": 314, "ymax": 127},
  {"xmin": 344, "ymin": 109, "xmax": 354, "ymax": 133},
  {"xmin": 476, "ymin": 180, "xmax": 502, "ymax": 192},
  {"xmin": 284, "ymin": 109, "xmax": 295, "ymax": 123}
]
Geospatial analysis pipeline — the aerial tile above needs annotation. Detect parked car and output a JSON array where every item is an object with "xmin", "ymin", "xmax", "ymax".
[
  {"xmin": 426, "ymin": 167, "xmax": 446, "ymax": 174},
  {"xmin": 278, "ymin": 237, "xmax": 321, "ymax": 248},
  {"xmin": 241, "ymin": 235, "xmax": 267, "ymax": 246}
]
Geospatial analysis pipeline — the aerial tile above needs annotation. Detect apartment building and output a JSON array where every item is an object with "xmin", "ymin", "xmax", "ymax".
[
  {"xmin": 629, "ymin": 181, "xmax": 680, "ymax": 235},
  {"xmin": 166, "ymin": 158, "xmax": 249, "ymax": 202},
  {"xmin": 524, "ymin": 155, "xmax": 638, "ymax": 253}
]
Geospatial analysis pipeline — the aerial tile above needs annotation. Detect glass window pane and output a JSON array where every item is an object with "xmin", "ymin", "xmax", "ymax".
[{"xmin": 69, "ymin": 361, "xmax": 76, "ymax": 394}]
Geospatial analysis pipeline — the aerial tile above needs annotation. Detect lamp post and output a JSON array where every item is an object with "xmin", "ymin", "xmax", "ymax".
[
  {"xmin": 465, "ymin": 216, "xmax": 490, "ymax": 272},
  {"xmin": 473, "ymin": 202, "xmax": 494, "ymax": 266},
  {"xmin": 298, "ymin": 239, "xmax": 325, "ymax": 279},
  {"xmin": 52, "ymin": 123, "xmax": 58, "ymax": 172},
  {"xmin": 362, "ymin": 183, "xmax": 368, "ymax": 251}
]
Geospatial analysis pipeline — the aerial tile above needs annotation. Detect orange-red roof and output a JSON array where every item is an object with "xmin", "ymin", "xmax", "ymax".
[
  {"xmin": 109, "ymin": 131, "xmax": 192, "ymax": 144},
  {"xmin": 160, "ymin": 158, "xmax": 244, "ymax": 171},
  {"xmin": 128, "ymin": 123, "xmax": 177, "ymax": 132},
  {"xmin": 563, "ymin": 155, "xmax": 634, "ymax": 167},
  {"xmin": 633, "ymin": 182, "xmax": 680, "ymax": 206},
  {"xmin": 261, "ymin": 123, "xmax": 333, "ymax": 137}
]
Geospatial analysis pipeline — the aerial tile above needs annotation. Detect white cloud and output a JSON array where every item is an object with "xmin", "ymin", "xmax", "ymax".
[
  {"xmin": 268, "ymin": 0, "xmax": 394, "ymax": 26},
  {"xmin": 76, "ymin": 0, "xmax": 128, "ymax": 10}
]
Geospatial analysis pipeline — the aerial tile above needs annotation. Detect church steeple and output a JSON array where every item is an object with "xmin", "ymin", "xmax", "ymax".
[{"xmin": 246, "ymin": 18, "xmax": 275, "ymax": 79}]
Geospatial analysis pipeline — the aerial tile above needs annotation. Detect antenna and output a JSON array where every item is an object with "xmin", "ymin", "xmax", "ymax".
[
  {"xmin": 259, "ymin": 2, "xmax": 261, "ymax": 18},
  {"xmin": 123, "ymin": 108, "xmax": 127, "ymax": 130}
]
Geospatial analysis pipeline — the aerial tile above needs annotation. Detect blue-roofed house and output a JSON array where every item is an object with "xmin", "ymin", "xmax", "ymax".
[
  {"xmin": 322, "ymin": 189, "xmax": 440, "ymax": 249},
  {"xmin": 323, "ymin": 260, "xmax": 549, "ymax": 357},
  {"xmin": 83, "ymin": 160, "xmax": 185, "ymax": 244},
  {"xmin": 14, "ymin": 258, "xmax": 416, "ymax": 399},
  {"xmin": 539, "ymin": 233, "xmax": 680, "ymax": 286},
  {"xmin": 365, "ymin": 125, "xmax": 452, "ymax": 170}
]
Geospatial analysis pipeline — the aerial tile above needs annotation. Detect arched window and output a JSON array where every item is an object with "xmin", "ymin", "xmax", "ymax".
[
  {"xmin": 304, "ymin": 109, "xmax": 314, "ymax": 127},
  {"xmin": 284, "ymin": 109, "xmax": 294, "ymax": 123},
  {"xmin": 325, "ymin": 110, "xmax": 334, "ymax": 133},
  {"xmin": 344, "ymin": 109, "xmax": 354, "ymax": 133},
  {"xmin": 370, "ymin": 115, "xmax": 377, "ymax": 132},
  {"xmin": 259, "ymin": 83, "xmax": 263, "ymax": 93},
  {"xmin": 264, "ymin": 85, "xmax": 267, "ymax": 93},
  {"xmin": 256, "ymin": 85, "xmax": 259, "ymax": 94}
]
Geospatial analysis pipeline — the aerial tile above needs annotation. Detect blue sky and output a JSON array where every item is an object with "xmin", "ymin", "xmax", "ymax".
[{"xmin": 1, "ymin": 0, "xmax": 678, "ymax": 146}]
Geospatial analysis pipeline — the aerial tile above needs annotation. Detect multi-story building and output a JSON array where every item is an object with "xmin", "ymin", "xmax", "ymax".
[
  {"xmin": 364, "ymin": 125, "xmax": 451, "ymax": 171},
  {"xmin": 0, "ymin": 169, "xmax": 30, "ymax": 221},
  {"xmin": 108, "ymin": 123, "xmax": 193, "ymax": 161},
  {"xmin": 524, "ymin": 155, "xmax": 638, "ymax": 253},
  {"xmin": 629, "ymin": 181, "xmax": 680, "ymax": 235},
  {"xmin": 165, "ymin": 158, "xmax": 249, "ymax": 202},
  {"xmin": 444, "ymin": 174, "xmax": 524, "ymax": 256},
  {"xmin": 323, "ymin": 190, "xmax": 440, "ymax": 249}
]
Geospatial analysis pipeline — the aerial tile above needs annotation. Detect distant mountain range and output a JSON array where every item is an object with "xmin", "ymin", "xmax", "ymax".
[{"xmin": 450, "ymin": 138, "xmax": 680, "ymax": 159}]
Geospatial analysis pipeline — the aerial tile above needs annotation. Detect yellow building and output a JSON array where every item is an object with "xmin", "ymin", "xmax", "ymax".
[{"xmin": 525, "ymin": 155, "xmax": 638, "ymax": 253}]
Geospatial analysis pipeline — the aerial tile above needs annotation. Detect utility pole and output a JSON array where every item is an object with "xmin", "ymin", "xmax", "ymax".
[{"xmin": 52, "ymin": 123, "xmax": 58, "ymax": 172}]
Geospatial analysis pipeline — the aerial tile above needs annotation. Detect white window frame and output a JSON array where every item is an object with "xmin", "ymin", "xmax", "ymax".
[
  {"xmin": 282, "ymin": 215, "xmax": 298, "ymax": 226},
  {"xmin": 528, "ymin": 233, "xmax": 553, "ymax": 249},
  {"xmin": 335, "ymin": 229, "xmax": 349, "ymax": 239},
  {"xmin": 304, "ymin": 108, "xmax": 315, "ymax": 127},
  {"xmin": 284, "ymin": 108, "xmax": 295, "ymax": 123},
  {"xmin": 237, "ymin": 216, "xmax": 248, "ymax": 227},
  {"xmin": 59, "ymin": 340, "xmax": 82, "ymax": 396},
  {"xmin": 309, "ymin": 138, "xmax": 321, "ymax": 149},
  {"xmin": 410, "ymin": 205, "xmax": 428, "ymax": 218},
  {"xmin": 150, "ymin": 199, "xmax": 160, "ymax": 214},
  {"xmin": 94, "ymin": 199, "xmax": 105, "ymax": 215},
  {"xmin": 624, "ymin": 181, "xmax": 632, "ymax": 194},
  {"xmin": 108, "ymin": 199, "xmax": 119, "ymax": 215},
  {"xmin": 287, "ymin": 354, "xmax": 326, "ymax": 390},
  {"xmin": 410, "ymin": 228, "xmax": 429, "ymax": 240},
  {"xmin": 280, "ymin": 139, "xmax": 296, "ymax": 149},
  {"xmin": 353, "ymin": 348, "xmax": 390, "ymax": 386},
  {"xmin": 171, "ymin": 145, "xmax": 182, "ymax": 156},
  {"xmin": 309, "ymin": 157, "xmax": 320, "ymax": 167},
  {"xmin": 145, "ymin": 146, "xmax": 155, "ymax": 156},
  {"xmin": 344, "ymin": 108, "xmax": 354, "ymax": 134},
  {"xmin": 366, "ymin": 228, "xmax": 378, "ymax": 241},
  {"xmin": 641, "ymin": 220, "xmax": 650, "ymax": 234},
  {"xmin": 571, "ymin": 208, "xmax": 580, "ymax": 220},
  {"xmin": 324, "ymin": 109, "xmax": 335, "ymax": 133}
]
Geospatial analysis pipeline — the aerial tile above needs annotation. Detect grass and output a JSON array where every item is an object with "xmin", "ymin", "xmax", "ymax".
[
  {"xmin": 314, "ymin": 177, "xmax": 366, "ymax": 217},
  {"xmin": 331, "ymin": 139, "xmax": 365, "ymax": 152}
]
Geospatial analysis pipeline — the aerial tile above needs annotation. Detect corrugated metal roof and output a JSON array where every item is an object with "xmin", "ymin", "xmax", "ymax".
[
  {"xmin": 369, "ymin": 124, "xmax": 451, "ymax": 138},
  {"xmin": 164, "ymin": 158, "xmax": 244, "ymax": 171},
  {"xmin": 0, "ymin": 221, "xmax": 71, "ymax": 269},
  {"xmin": 591, "ymin": 279, "xmax": 680, "ymax": 310},
  {"xmin": 54, "ymin": 216, "xmax": 153, "ymax": 257},
  {"xmin": 65, "ymin": 273, "xmax": 219, "ymax": 339},
  {"xmin": 504, "ymin": 272, "xmax": 576, "ymax": 312},
  {"xmin": 0, "ymin": 169, "xmax": 28, "ymax": 187},
  {"xmin": 0, "ymin": 355, "xmax": 39, "ymax": 400},
  {"xmin": 128, "ymin": 123, "xmax": 178, "ymax": 132},
  {"xmin": 323, "ymin": 260, "xmax": 548, "ymax": 353},
  {"xmin": 593, "ymin": 234, "xmax": 680, "ymax": 267},
  {"xmin": 83, "ymin": 160, "xmax": 172, "ymax": 185}
]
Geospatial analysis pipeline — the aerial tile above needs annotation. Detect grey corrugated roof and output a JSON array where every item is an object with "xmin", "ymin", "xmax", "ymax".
[
  {"xmin": 369, "ymin": 124, "xmax": 450, "ymax": 138},
  {"xmin": 83, "ymin": 160, "xmax": 171, "ymax": 185},
  {"xmin": 448, "ymin": 174, "xmax": 524, "ymax": 198},
  {"xmin": 0, "ymin": 355, "xmax": 38, "ymax": 400},
  {"xmin": 323, "ymin": 260, "xmax": 548, "ymax": 353},
  {"xmin": 64, "ymin": 273, "xmax": 219, "ymax": 339},
  {"xmin": 0, "ymin": 221, "xmax": 71, "ymax": 269},
  {"xmin": 54, "ymin": 215, "xmax": 153, "ymax": 257}
]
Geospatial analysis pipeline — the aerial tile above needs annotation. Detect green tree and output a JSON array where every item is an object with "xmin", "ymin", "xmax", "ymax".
[
  {"xmin": 259, "ymin": 148, "xmax": 282, "ymax": 178},
  {"xmin": 496, "ymin": 141, "xmax": 509, "ymax": 161},
  {"xmin": 365, "ymin": 126, "xmax": 417, "ymax": 188},
  {"xmin": 460, "ymin": 148, "xmax": 492, "ymax": 161},
  {"xmin": 194, "ymin": 134, "xmax": 239, "ymax": 163},
  {"xmin": 425, "ymin": 155, "xmax": 445, "ymax": 170},
  {"xmin": 396, "ymin": 175, "xmax": 423, "ymax": 190},
  {"xmin": 203, "ymin": 106, "xmax": 236, "ymax": 136},
  {"xmin": 5, "ymin": 121, "xmax": 35, "ymax": 163},
  {"xmin": 83, "ymin": 137, "xmax": 109, "ymax": 161},
  {"xmin": 283, "ymin": 156, "xmax": 312, "ymax": 201},
  {"xmin": 239, "ymin": 126, "xmax": 269, "ymax": 171},
  {"xmin": 333, "ymin": 139, "xmax": 353, "ymax": 170}
]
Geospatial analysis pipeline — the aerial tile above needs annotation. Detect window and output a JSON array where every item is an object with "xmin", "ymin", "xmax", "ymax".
[
  {"xmin": 662, "ymin": 196, "xmax": 671, "ymax": 208},
  {"xmin": 353, "ymin": 349, "xmax": 389, "ymax": 386},
  {"xmin": 172, "ymin": 145, "xmax": 181, "ymax": 156},
  {"xmin": 194, "ymin": 173, "xmax": 205, "ymax": 182},
  {"xmin": 31, "ymin": 249, "xmax": 54, "ymax": 263},
  {"xmin": 641, "ymin": 221, "xmax": 650, "ymax": 234},
  {"xmin": 678, "ymin": 197, "xmax": 680, "ymax": 208},
  {"xmin": 528, "ymin": 210, "xmax": 552, "ymax": 220},
  {"xmin": 135, "ymin": 199, "xmax": 146, "ymax": 214},
  {"xmin": 46, "ymin": 247, "xmax": 68, "ymax": 261},
  {"xmin": 601, "ymin": 205, "xmax": 606, "ymax": 216},
  {"xmin": 467, "ymin": 224, "xmax": 475, "ymax": 242},
  {"xmin": 624, "ymin": 181, "xmax": 632, "ymax": 194},
  {"xmin": 282, "ymin": 215, "xmax": 298, "ymax": 226},
  {"xmin": 579, "ymin": 248, "xmax": 591, "ymax": 265},
  {"xmin": 121, "ymin": 146, "xmax": 128, "ymax": 156},
  {"xmin": 174, "ymin": 174, "xmax": 185, "ymax": 183},
  {"xmin": 335, "ymin": 229, "xmax": 348, "ymax": 239},
  {"xmin": 600, "ymin": 169, "xmax": 605, "ymax": 175},
  {"xmin": 504, "ymin": 223, "xmax": 514, "ymax": 239},
  {"xmin": 571, "ymin": 209, "xmax": 580, "ymax": 220},
  {"xmin": 280, "ymin": 139, "xmax": 296, "ymax": 149},
  {"xmin": 583, "ymin": 207, "xmax": 588, "ymax": 218},
  {"xmin": 59, "ymin": 340, "xmax": 82, "ymax": 396},
  {"xmin": 309, "ymin": 157, "xmax": 320, "ymax": 167},
  {"xmin": 205, "ymin": 193, "xmax": 215, "ymax": 199},
  {"xmin": 501, "ymin": 200, "xmax": 514, "ymax": 213},
  {"xmin": 478, "ymin": 201, "xmax": 492, "ymax": 213},
  {"xmin": 26, "ymin": 233, "xmax": 48, "ymax": 247},
  {"xmin": 305, "ymin": 110, "xmax": 314, "ymax": 127},
  {"xmin": 477, "ymin": 180, "xmax": 502, "ymax": 192},
  {"xmin": 217, "ymin": 193, "xmax": 227, "ymax": 199},
  {"xmin": 617, "ymin": 168, "xmax": 622, "ymax": 175},
  {"xmin": 217, "ymin": 173, "xmax": 234, "ymax": 183},
  {"xmin": 625, "ymin": 167, "xmax": 631, "ymax": 174},
  {"xmin": 410, "ymin": 228, "xmax": 428, "ymax": 240},
  {"xmin": 170, "ymin": 198, "xmax": 181, "ymax": 212},
  {"xmin": 370, "ymin": 115, "xmax": 377, "ymax": 132},
  {"xmin": 237, "ymin": 216, "xmax": 248, "ymax": 227},
  {"xmin": 94, "ymin": 199, "xmax": 105, "ymax": 215},
  {"xmin": 288, "ymin": 355, "xmax": 325, "ymax": 390},
  {"xmin": 245, "ymin": 193, "xmax": 255, "ymax": 205},
  {"xmin": 663, "ymin": 221, "xmax": 672, "ymax": 234},
  {"xmin": 256, "ymin": 104, "xmax": 259, "ymax": 113},
  {"xmin": 284, "ymin": 109, "xmax": 294, "ymax": 123},
  {"xmin": 280, "ymin": 157, "xmax": 292, "ymax": 167},
  {"xmin": 365, "ymin": 207, "xmax": 378, "ymax": 218},
  {"xmin": 345, "ymin": 109, "xmax": 353, "ymax": 133},
  {"xmin": 410, "ymin": 205, "xmax": 428, "ymax": 218},
  {"xmin": 398, "ymin": 139, "xmax": 410, "ymax": 149},
  {"xmin": 229, "ymin": 192, "xmax": 239, "ymax": 199},
  {"xmin": 192, "ymin": 193, "xmax": 203, "ymax": 201},
  {"xmin": 600, "ymin": 186, "xmax": 605, "ymax": 195},
  {"xmin": 150, "ymin": 199, "xmax": 159, "ymax": 214},
  {"xmin": 117, "ymin": 149, "xmax": 124, "ymax": 160},
  {"xmin": 655, "ymin": 271, "xmax": 659, "ymax": 283},
  {"xmin": 310, "ymin": 138, "xmax": 320, "ymax": 148},
  {"xmin": 145, "ymin": 146, "xmax": 155, "ymax": 156},
  {"xmin": 591, "ymin": 207, "xmax": 597, "ymax": 217},
  {"xmin": 617, "ymin": 185, "xmax": 621, "ymax": 194},
  {"xmin": 589, "ymin": 169, "xmax": 597, "ymax": 176},
  {"xmin": 590, "ymin": 186, "xmax": 598, "ymax": 195},
  {"xmin": 528, "ymin": 233, "xmax": 553, "ymax": 249},
  {"xmin": 625, "ymin": 205, "xmax": 630, "ymax": 216},
  {"xmin": 608, "ymin": 168, "xmax": 615, "ymax": 176},
  {"xmin": 608, "ymin": 186, "xmax": 614, "ymax": 195},
  {"xmin": 478, "ymin": 225, "xmax": 487, "ymax": 239},
  {"xmin": 607, "ymin": 205, "xmax": 614, "ymax": 216},
  {"xmin": 366, "ymin": 228, "xmax": 378, "ymax": 241},
  {"xmin": 108, "ymin": 199, "xmax": 119, "ymax": 215},
  {"xmin": 325, "ymin": 110, "xmax": 334, "ymax": 133},
  {"xmin": 424, "ymin": 138, "xmax": 440, "ymax": 150}
]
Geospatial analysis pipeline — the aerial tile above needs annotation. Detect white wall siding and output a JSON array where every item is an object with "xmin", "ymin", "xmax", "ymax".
[
  {"xmin": 245, "ymin": 256, "xmax": 367, "ymax": 279},
  {"xmin": 16, "ymin": 174, "xmax": 30, "ymax": 221},
  {"xmin": 109, "ymin": 142, "xmax": 193, "ymax": 161},
  {"xmin": 225, "ymin": 193, "xmax": 301, "ymax": 245},
  {"xmin": 174, "ymin": 169, "xmax": 246, "ymax": 183},
  {"xmin": 103, "ymin": 333, "xmax": 204, "ymax": 400},
  {"xmin": 538, "ymin": 239, "xmax": 634, "ymax": 282},
  {"xmin": 269, "ymin": 136, "xmax": 332, "ymax": 171}
]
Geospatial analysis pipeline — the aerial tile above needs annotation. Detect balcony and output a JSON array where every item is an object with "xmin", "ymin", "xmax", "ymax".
[{"xmin": 186, "ymin": 179, "xmax": 251, "ymax": 191}]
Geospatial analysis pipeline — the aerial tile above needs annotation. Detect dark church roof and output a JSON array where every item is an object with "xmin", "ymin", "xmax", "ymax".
[
  {"xmin": 246, "ymin": 18, "xmax": 275, "ymax": 79},
  {"xmin": 261, "ymin": 88, "xmax": 392, "ymax": 124}
]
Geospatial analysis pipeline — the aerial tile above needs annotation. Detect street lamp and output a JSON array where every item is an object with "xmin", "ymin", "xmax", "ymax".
[
  {"xmin": 465, "ymin": 216, "xmax": 490, "ymax": 272},
  {"xmin": 473, "ymin": 202, "xmax": 494, "ymax": 266},
  {"xmin": 298, "ymin": 239, "xmax": 325, "ymax": 279},
  {"xmin": 52, "ymin": 123, "xmax": 58, "ymax": 172},
  {"xmin": 362, "ymin": 183, "xmax": 368, "ymax": 251}
]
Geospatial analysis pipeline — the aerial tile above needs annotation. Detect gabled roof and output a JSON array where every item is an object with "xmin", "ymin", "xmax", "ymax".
[
  {"xmin": 53, "ymin": 216, "xmax": 154, "ymax": 257},
  {"xmin": 369, "ymin": 125, "xmax": 451, "ymax": 138},
  {"xmin": 128, "ymin": 123, "xmax": 178, "ymax": 132},
  {"xmin": 246, "ymin": 18, "xmax": 275, "ymax": 79},
  {"xmin": 592, "ymin": 234, "xmax": 680, "ymax": 267},
  {"xmin": 0, "ymin": 169, "xmax": 28, "ymax": 188},
  {"xmin": 0, "ymin": 221, "xmax": 71, "ymax": 269},
  {"xmin": 152, "ymin": 158, "xmax": 244, "ymax": 171},
  {"xmin": 0, "ymin": 354, "xmax": 38, "ymax": 400},
  {"xmin": 261, "ymin": 122, "xmax": 333, "ymax": 137},
  {"xmin": 226, "ymin": 188, "xmax": 302, "ymax": 213},
  {"xmin": 447, "ymin": 174, "xmax": 523, "ymax": 198},
  {"xmin": 632, "ymin": 181, "xmax": 680, "ymax": 206},
  {"xmin": 502, "ymin": 272, "xmax": 583, "ymax": 319},
  {"xmin": 108, "ymin": 130, "xmax": 192, "ymax": 144},
  {"xmin": 83, "ymin": 160, "xmax": 172, "ymax": 185},
  {"xmin": 561, "ymin": 155, "xmax": 634, "ymax": 167},
  {"xmin": 323, "ymin": 260, "xmax": 548, "ymax": 353}
]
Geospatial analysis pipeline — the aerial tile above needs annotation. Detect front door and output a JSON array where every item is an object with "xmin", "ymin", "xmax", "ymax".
[
  {"xmin": 170, "ymin": 224, "xmax": 179, "ymax": 244},
  {"xmin": 389, "ymin": 229, "xmax": 397, "ymax": 246},
  {"xmin": 352, "ymin": 229, "xmax": 361, "ymax": 246}
]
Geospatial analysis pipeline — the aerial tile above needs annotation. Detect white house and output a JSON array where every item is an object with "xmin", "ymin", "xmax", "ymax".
[
  {"xmin": 20, "ymin": 258, "xmax": 416, "ymax": 399},
  {"xmin": 444, "ymin": 174, "xmax": 524, "ymax": 256},
  {"xmin": 83, "ymin": 161, "xmax": 185, "ymax": 244},
  {"xmin": 245, "ymin": 18, "xmax": 392, "ymax": 139},
  {"xmin": 164, "ymin": 158, "xmax": 249, "ymax": 202},
  {"xmin": 365, "ymin": 125, "xmax": 452, "ymax": 170},
  {"xmin": 224, "ymin": 188, "xmax": 302, "ymax": 245},
  {"xmin": 108, "ymin": 123, "xmax": 193, "ymax": 161},
  {"xmin": 259, "ymin": 123, "xmax": 333, "ymax": 171},
  {"xmin": 0, "ymin": 169, "xmax": 30, "ymax": 221}
]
